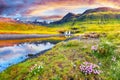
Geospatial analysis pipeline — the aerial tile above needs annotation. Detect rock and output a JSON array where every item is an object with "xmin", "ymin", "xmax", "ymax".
[
  {"xmin": 28, "ymin": 54, "xmax": 35, "ymax": 57},
  {"xmin": 83, "ymin": 32, "xmax": 100, "ymax": 39}
]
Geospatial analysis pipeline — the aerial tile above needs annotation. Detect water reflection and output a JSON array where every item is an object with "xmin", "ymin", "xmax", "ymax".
[{"xmin": 0, "ymin": 42, "xmax": 54, "ymax": 72}]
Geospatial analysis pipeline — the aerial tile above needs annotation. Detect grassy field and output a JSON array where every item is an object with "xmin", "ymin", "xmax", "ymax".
[
  {"xmin": 0, "ymin": 21, "xmax": 62, "ymax": 34},
  {"xmin": 49, "ymin": 21, "xmax": 120, "ymax": 34},
  {"xmin": 0, "ymin": 33, "xmax": 120, "ymax": 80},
  {"xmin": 1, "ymin": 19, "xmax": 120, "ymax": 35}
]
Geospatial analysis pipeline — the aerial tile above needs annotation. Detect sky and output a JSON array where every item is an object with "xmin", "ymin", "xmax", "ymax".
[{"xmin": 0, "ymin": 0, "xmax": 120, "ymax": 20}]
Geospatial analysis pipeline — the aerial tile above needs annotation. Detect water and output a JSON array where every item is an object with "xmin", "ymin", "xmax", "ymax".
[{"xmin": 0, "ymin": 42, "xmax": 54, "ymax": 72}]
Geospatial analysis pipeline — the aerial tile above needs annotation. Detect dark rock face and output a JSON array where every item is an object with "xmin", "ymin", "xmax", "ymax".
[
  {"xmin": 28, "ymin": 54, "xmax": 35, "ymax": 57},
  {"xmin": 82, "ymin": 32, "xmax": 100, "ymax": 39}
]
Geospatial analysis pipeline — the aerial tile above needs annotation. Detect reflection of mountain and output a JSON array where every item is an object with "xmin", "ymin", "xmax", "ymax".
[{"xmin": 50, "ymin": 7, "xmax": 120, "ymax": 24}]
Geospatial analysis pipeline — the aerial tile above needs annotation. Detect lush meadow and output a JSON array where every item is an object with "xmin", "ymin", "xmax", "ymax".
[
  {"xmin": 0, "ymin": 21, "xmax": 61, "ymax": 34},
  {"xmin": 0, "ymin": 32, "xmax": 120, "ymax": 80},
  {"xmin": 0, "ymin": 26, "xmax": 120, "ymax": 80},
  {"xmin": 0, "ymin": 16, "xmax": 120, "ymax": 80}
]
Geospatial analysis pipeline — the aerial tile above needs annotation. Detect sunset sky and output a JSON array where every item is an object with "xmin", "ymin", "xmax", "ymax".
[{"xmin": 0, "ymin": 0, "xmax": 120, "ymax": 20}]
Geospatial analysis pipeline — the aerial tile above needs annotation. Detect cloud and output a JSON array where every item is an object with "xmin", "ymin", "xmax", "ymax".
[
  {"xmin": 40, "ymin": 15, "xmax": 63, "ymax": 20},
  {"xmin": 26, "ymin": 0, "xmax": 120, "ymax": 16},
  {"xmin": 0, "ymin": 0, "xmax": 32, "ymax": 15},
  {"xmin": 0, "ymin": 0, "xmax": 120, "ymax": 20}
]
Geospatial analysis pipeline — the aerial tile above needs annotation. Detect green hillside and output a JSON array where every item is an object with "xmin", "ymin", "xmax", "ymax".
[
  {"xmin": 50, "ymin": 7, "xmax": 120, "ymax": 25},
  {"xmin": 0, "ymin": 21, "xmax": 59, "ymax": 34},
  {"xmin": 48, "ymin": 7, "xmax": 120, "ymax": 34}
]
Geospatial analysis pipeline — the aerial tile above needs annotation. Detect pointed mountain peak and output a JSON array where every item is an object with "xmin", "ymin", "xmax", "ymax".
[
  {"xmin": 63, "ymin": 12, "xmax": 76, "ymax": 18},
  {"xmin": 66, "ymin": 12, "xmax": 75, "ymax": 16}
]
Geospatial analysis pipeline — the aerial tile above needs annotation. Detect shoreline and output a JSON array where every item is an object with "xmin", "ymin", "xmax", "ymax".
[{"xmin": 0, "ymin": 34, "xmax": 64, "ymax": 40}]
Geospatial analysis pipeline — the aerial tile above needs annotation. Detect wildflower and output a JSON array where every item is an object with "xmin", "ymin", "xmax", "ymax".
[
  {"xmin": 73, "ymin": 64, "xmax": 76, "ymax": 69},
  {"xmin": 112, "ymin": 56, "xmax": 116, "ymax": 62},
  {"xmin": 91, "ymin": 45, "xmax": 98, "ymax": 51},
  {"xmin": 35, "ymin": 64, "xmax": 37, "ymax": 67},
  {"xmin": 79, "ymin": 62, "xmax": 101, "ymax": 75},
  {"xmin": 30, "ymin": 65, "xmax": 44, "ymax": 75}
]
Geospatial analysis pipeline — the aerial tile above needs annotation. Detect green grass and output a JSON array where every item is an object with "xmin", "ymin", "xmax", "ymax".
[
  {"xmin": 0, "ymin": 21, "xmax": 63, "ymax": 34},
  {"xmin": 48, "ymin": 19, "xmax": 120, "ymax": 36},
  {"xmin": 0, "ymin": 17, "xmax": 120, "ymax": 35},
  {"xmin": 0, "ymin": 37, "xmax": 120, "ymax": 80}
]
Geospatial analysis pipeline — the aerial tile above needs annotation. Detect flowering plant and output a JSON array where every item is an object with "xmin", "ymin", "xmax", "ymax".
[
  {"xmin": 91, "ymin": 40, "xmax": 116, "ymax": 58},
  {"xmin": 30, "ymin": 64, "xmax": 44, "ymax": 75},
  {"xmin": 91, "ymin": 45, "xmax": 98, "ymax": 51},
  {"xmin": 80, "ymin": 62, "xmax": 102, "ymax": 75}
]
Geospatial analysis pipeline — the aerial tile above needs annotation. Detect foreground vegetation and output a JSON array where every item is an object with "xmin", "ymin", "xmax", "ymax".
[{"xmin": 0, "ymin": 32, "xmax": 120, "ymax": 80}]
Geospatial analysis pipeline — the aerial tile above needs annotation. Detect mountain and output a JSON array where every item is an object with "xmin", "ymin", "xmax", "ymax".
[
  {"xmin": 50, "ymin": 7, "xmax": 120, "ymax": 25},
  {"xmin": 78, "ymin": 7, "xmax": 120, "ymax": 21},
  {"xmin": 60, "ymin": 13, "xmax": 79, "ymax": 22},
  {"xmin": 82, "ymin": 7, "xmax": 120, "ymax": 15},
  {"xmin": 51, "ymin": 13, "xmax": 79, "ymax": 24},
  {"xmin": 0, "ymin": 17, "xmax": 16, "ymax": 23}
]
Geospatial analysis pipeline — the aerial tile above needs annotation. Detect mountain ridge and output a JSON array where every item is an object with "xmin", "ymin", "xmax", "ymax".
[
  {"xmin": 50, "ymin": 7, "xmax": 120, "ymax": 25},
  {"xmin": 82, "ymin": 7, "xmax": 120, "ymax": 15}
]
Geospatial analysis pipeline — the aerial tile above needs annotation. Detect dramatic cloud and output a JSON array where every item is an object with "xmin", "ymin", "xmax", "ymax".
[{"xmin": 0, "ymin": 0, "xmax": 120, "ymax": 20}]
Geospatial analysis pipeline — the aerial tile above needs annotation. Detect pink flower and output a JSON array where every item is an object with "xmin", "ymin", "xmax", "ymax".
[
  {"xmin": 91, "ymin": 46, "xmax": 98, "ymax": 51},
  {"xmin": 79, "ymin": 62, "xmax": 101, "ymax": 75}
]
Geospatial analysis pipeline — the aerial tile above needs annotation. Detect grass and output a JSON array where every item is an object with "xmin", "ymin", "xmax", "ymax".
[
  {"xmin": 48, "ymin": 20, "xmax": 120, "ymax": 36},
  {"xmin": 0, "ymin": 36, "xmax": 120, "ymax": 80},
  {"xmin": 0, "ymin": 21, "xmax": 63, "ymax": 34},
  {"xmin": 0, "ymin": 18, "xmax": 120, "ymax": 35}
]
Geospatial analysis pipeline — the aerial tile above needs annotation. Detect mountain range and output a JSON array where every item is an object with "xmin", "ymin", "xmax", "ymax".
[
  {"xmin": 51, "ymin": 7, "xmax": 120, "ymax": 25},
  {"xmin": 0, "ymin": 7, "xmax": 120, "ymax": 26}
]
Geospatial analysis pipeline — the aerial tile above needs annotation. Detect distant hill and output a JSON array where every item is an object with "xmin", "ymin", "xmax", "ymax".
[
  {"xmin": 52, "ymin": 13, "xmax": 79, "ymax": 24},
  {"xmin": 0, "ymin": 17, "xmax": 16, "ymax": 23},
  {"xmin": 50, "ymin": 7, "xmax": 120, "ymax": 25},
  {"xmin": 0, "ymin": 17, "xmax": 52, "ymax": 34},
  {"xmin": 82, "ymin": 7, "xmax": 120, "ymax": 15}
]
